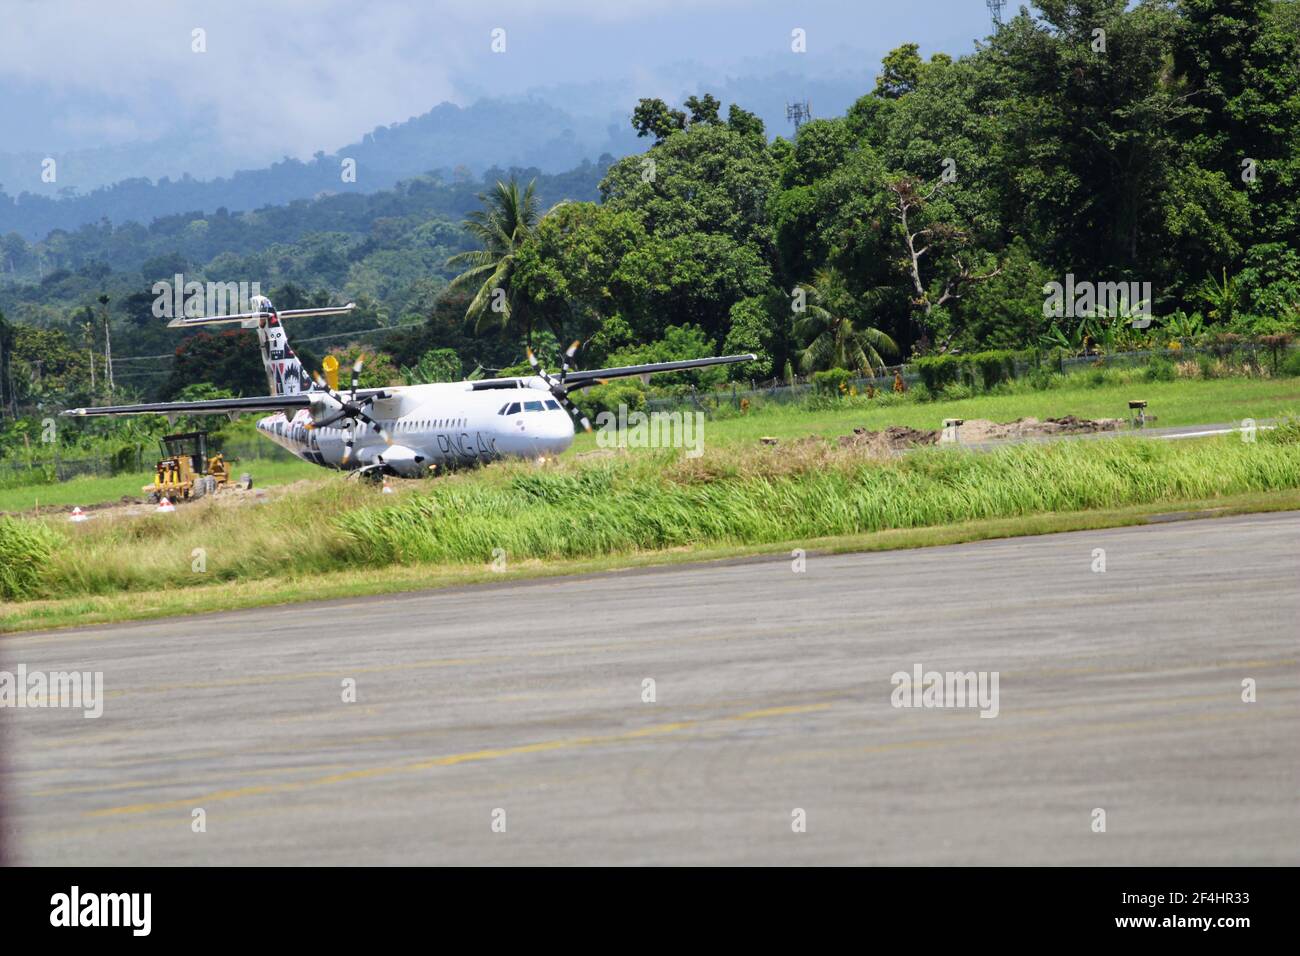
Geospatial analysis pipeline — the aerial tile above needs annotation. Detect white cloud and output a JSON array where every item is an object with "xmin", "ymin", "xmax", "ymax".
[{"xmin": 0, "ymin": 0, "xmax": 985, "ymax": 163}]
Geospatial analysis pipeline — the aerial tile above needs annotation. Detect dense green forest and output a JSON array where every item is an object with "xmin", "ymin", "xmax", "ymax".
[{"xmin": 3, "ymin": 0, "xmax": 1300, "ymax": 458}]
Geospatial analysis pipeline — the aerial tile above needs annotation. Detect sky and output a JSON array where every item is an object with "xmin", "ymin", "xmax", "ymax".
[{"xmin": 0, "ymin": 0, "xmax": 1008, "ymax": 179}]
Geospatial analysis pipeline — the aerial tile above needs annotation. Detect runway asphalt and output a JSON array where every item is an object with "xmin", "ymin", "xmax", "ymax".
[{"xmin": 3, "ymin": 510, "xmax": 1298, "ymax": 865}]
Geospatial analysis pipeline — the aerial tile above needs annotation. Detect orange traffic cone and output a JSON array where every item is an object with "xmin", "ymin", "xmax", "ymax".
[
  {"xmin": 69, "ymin": 507, "xmax": 88, "ymax": 522},
  {"xmin": 381, "ymin": 477, "xmax": 394, "ymax": 494}
]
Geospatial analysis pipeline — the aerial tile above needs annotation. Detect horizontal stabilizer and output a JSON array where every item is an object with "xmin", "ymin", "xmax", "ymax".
[{"xmin": 166, "ymin": 303, "xmax": 356, "ymax": 329}]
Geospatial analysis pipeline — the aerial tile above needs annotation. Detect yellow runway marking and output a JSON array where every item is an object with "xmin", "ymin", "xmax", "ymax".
[
  {"xmin": 86, "ymin": 702, "xmax": 831, "ymax": 819},
  {"xmin": 28, "ymin": 761, "xmax": 357, "ymax": 798}
]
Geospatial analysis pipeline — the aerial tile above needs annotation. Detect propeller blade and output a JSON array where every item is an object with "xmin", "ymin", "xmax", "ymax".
[
  {"xmin": 341, "ymin": 420, "xmax": 356, "ymax": 464},
  {"xmin": 560, "ymin": 395, "xmax": 592, "ymax": 433},
  {"xmin": 355, "ymin": 409, "xmax": 392, "ymax": 445},
  {"xmin": 350, "ymin": 357, "xmax": 363, "ymax": 399},
  {"xmin": 560, "ymin": 339, "xmax": 581, "ymax": 386},
  {"xmin": 315, "ymin": 410, "xmax": 348, "ymax": 429},
  {"xmin": 526, "ymin": 348, "xmax": 539, "ymax": 369}
]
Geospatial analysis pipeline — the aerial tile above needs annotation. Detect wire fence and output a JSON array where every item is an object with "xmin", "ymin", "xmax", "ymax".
[{"xmin": 646, "ymin": 343, "xmax": 1289, "ymax": 413}]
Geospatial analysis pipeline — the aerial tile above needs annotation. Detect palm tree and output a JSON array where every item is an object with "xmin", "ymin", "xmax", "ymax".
[
  {"xmin": 445, "ymin": 178, "xmax": 562, "ymax": 348},
  {"xmin": 795, "ymin": 268, "xmax": 898, "ymax": 375}
]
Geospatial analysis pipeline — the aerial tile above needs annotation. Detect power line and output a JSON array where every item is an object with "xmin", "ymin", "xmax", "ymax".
[
  {"xmin": 111, "ymin": 368, "xmax": 173, "ymax": 378},
  {"xmin": 295, "ymin": 325, "xmax": 418, "ymax": 346}
]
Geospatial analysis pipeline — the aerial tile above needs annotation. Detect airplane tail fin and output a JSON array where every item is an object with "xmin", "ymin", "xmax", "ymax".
[{"xmin": 167, "ymin": 297, "xmax": 355, "ymax": 396}]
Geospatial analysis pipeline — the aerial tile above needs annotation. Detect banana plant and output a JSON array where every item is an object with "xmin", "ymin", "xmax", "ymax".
[
  {"xmin": 1195, "ymin": 269, "xmax": 1241, "ymax": 326},
  {"xmin": 1161, "ymin": 309, "xmax": 1205, "ymax": 345}
]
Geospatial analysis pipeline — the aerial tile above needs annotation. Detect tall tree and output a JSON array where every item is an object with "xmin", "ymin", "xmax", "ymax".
[
  {"xmin": 684, "ymin": 93, "xmax": 722, "ymax": 125},
  {"xmin": 989, "ymin": 1, "xmax": 1193, "ymax": 277},
  {"xmin": 874, "ymin": 43, "xmax": 925, "ymax": 98},
  {"xmin": 631, "ymin": 98, "xmax": 687, "ymax": 143},
  {"xmin": 889, "ymin": 176, "xmax": 1001, "ymax": 346},
  {"xmin": 445, "ymin": 178, "xmax": 564, "ymax": 348},
  {"xmin": 795, "ymin": 268, "xmax": 897, "ymax": 374}
]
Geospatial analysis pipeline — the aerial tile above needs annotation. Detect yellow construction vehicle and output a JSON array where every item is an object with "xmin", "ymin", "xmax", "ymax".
[{"xmin": 144, "ymin": 431, "xmax": 236, "ymax": 502}]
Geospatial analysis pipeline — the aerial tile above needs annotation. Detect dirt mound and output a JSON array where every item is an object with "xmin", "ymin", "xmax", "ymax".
[
  {"xmin": 838, "ymin": 425, "xmax": 941, "ymax": 452},
  {"xmin": 761, "ymin": 415, "xmax": 1126, "ymax": 453},
  {"xmin": 957, "ymin": 417, "xmax": 1125, "ymax": 442}
]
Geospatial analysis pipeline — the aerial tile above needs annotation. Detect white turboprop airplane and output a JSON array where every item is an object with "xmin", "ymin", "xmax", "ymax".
[{"xmin": 63, "ymin": 296, "xmax": 755, "ymax": 477}]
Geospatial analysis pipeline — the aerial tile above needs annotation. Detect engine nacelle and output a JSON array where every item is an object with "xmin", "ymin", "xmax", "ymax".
[
  {"xmin": 364, "ymin": 443, "xmax": 427, "ymax": 478},
  {"xmin": 307, "ymin": 393, "xmax": 336, "ymax": 425}
]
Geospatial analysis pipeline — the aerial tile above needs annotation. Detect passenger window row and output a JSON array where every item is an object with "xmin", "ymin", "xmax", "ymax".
[{"xmin": 356, "ymin": 418, "xmax": 466, "ymax": 431}]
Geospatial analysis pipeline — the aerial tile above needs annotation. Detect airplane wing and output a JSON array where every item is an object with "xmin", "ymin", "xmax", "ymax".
[
  {"xmin": 558, "ymin": 354, "xmax": 758, "ymax": 390},
  {"xmin": 61, "ymin": 394, "xmax": 312, "ymax": 418}
]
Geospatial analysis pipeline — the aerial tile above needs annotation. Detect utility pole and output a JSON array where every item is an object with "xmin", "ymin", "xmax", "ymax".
[
  {"xmin": 0, "ymin": 320, "xmax": 8, "ymax": 420},
  {"xmin": 986, "ymin": 0, "xmax": 1006, "ymax": 28},
  {"xmin": 99, "ymin": 293, "xmax": 114, "ymax": 398},
  {"xmin": 84, "ymin": 318, "xmax": 95, "ymax": 392}
]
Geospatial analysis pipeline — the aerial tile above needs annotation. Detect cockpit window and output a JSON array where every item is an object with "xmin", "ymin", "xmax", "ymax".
[
  {"xmin": 524, "ymin": 401, "xmax": 544, "ymax": 412},
  {"xmin": 505, "ymin": 402, "xmax": 521, "ymax": 415},
  {"xmin": 498, "ymin": 403, "xmax": 509, "ymax": 415},
  {"xmin": 544, "ymin": 400, "xmax": 561, "ymax": 411}
]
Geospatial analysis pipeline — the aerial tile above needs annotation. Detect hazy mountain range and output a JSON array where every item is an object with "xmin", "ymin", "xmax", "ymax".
[{"xmin": 0, "ymin": 69, "xmax": 895, "ymax": 241}]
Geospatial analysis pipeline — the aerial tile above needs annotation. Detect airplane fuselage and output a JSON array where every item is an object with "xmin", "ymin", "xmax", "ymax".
[{"xmin": 257, "ymin": 378, "xmax": 576, "ymax": 476}]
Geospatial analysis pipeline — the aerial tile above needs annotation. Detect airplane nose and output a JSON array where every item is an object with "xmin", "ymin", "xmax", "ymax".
[{"xmin": 543, "ymin": 412, "xmax": 576, "ymax": 448}]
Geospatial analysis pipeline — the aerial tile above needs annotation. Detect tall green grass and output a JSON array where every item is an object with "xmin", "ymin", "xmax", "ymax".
[
  {"xmin": 35, "ymin": 479, "xmax": 374, "ymax": 599},
  {"xmin": 0, "ymin": 516, "xmax": 62, "ymax": 601},
  {"xmin": 335, "ymin": 437, "xmax": 1300, "ymax": 566},
  {"xmin": 14, "ymin": 431, "xmax": 1300, "ymax": 604}
]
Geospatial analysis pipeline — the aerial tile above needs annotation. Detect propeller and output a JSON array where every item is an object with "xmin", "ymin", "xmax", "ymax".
[
  {"xmin": 527, "ymin": 340, "xmax": 592, "ymax": 432},
  {"xmin": 308, "ymin": 357, "xmax": 391, "ymax": 463}
]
